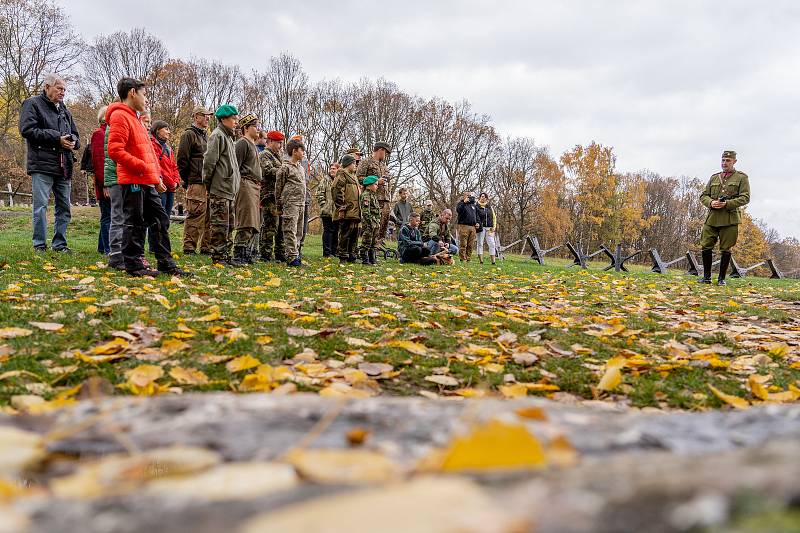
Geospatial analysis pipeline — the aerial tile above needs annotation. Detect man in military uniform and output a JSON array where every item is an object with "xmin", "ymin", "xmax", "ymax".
[
  {"xmin": 178, "ymin": 106, "xmax": 213, "ymax": 254},
  {"xmin": 420, "ymin": 199, "xmax": 435, "ymax": 230},
  {"xmin": 333, "ymin": 154, "xmax": 362, "ymax": 263},
  {"xmin": 232, "ymin": 114, "xmax": 262, "ymax": 264},
  {"xmin": 357, "ymin": 141, "xmax": 391, "ymax": 246},
  {"xmin": 698, "ymin": 150, "xmax": 750, "ymax": 285},
  {"xmin": 359, "ymin": 175, "xmax": 381, "ymax": 265},
  {"xmin": 275, "ymin": 138, "xmax": 307, "ymax": 267},
  {"xmin": 258, "ymin": 130, "xmax": 284, "ymax": 262},
  {"xmin": 346, "ymin": 147, "xmax": 362, "ymax": 167}
]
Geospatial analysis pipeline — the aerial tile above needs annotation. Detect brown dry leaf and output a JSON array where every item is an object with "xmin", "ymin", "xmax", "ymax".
[
  {"xmin": 28, "ymin": 322, "xmax": 64, "ymax": 332},
  {"xmin": 515, "ymin": 406, "xmax": 548, "ymax": 421},
  {"xmin": 357, "ymin": 362, "xmax": 393, "ymax": 377},
  {"xmin": 226, "ymin": 355, "xmax": 261, "ymax": 373},
  {"xmin": 346, "ymin": 428, "xmax": 371, "ymax": 447},
  {"xmin": 169, "ymin": 367, "xmax": 209, "ymax": 386},
  {"xmin": 708, "ymin": 384, "xmax": 750, "ymax": 409},
  {"xmin": 424, "ymin": 375, "xmax": 459, "ymax": 387},
  {"xmin": 692, "ymin": 344, "xmax": 733, "ymax": 357},
  {"xmin": 285, "ymin": 448, "xmax": 400, "ymax": 484},
  {"xmin": 548, "ymin": 434, "xmax": 579, "ymax": 467},
  {"xmin": 431, "ymin": 420, "xmax": 547, "ymax": 472},
  {"xmin": 286, "ymin": 327, "xmax": 320, "ymax": 337},
  {"xmin": 386, "ymin": 339, "xmax": 428, "ymax": 356},
  {"xmin": 0, "ymin": 327, "xmax": 33, "ymax": 339}
]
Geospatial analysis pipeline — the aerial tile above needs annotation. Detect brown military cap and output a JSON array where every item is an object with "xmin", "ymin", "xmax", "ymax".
[
  {"xmin": 374, "ymin": 141, "xmax": 391, "ymax": 153},
  {"xmin": 345, "ymin": 147, "xmax": 363, "ymax": 156},
  {"xmin": 191, "ymin": 106, "xmax": 213, "ymax": 116},
  {"xmin": 722, "ymin": 150, "xmax": 737, "ymax": 159}
]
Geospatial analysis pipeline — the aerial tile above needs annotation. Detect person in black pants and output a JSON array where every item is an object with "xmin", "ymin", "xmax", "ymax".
[{"xmin": 398, "ymin": 213, "xmax": 436, "ymax": 265}]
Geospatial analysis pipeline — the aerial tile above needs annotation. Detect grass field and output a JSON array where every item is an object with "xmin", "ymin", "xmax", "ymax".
[{"xmin": 1, "ymin": 206, "xmax": 799, "ymax": 410}]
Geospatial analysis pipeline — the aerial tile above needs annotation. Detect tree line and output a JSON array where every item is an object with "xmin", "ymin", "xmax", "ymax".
[{"xmin": 1, "ymin": 0, "xmax": 798, "ymax": 275}]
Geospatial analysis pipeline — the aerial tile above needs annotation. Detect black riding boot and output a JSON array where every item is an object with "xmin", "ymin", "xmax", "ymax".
[
  {"xmin": 717, "ymin": 251, "xmax": 731, "ymax": 285},
  {"xmin": 369, "ymin": 249, "xmax": 378, "ymax": 265},
  {"xmin": 699, "ymin": 249, "xmax": 712, "ymax": 283}
]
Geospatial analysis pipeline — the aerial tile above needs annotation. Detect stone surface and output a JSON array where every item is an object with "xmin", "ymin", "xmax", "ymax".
[{"xmin": 2, "ymin": 394, "xmax": 799, "ymax": 532}]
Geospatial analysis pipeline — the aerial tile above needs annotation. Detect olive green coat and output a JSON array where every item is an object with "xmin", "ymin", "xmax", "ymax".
[
  {"xmin": 700, "ymin": 170, "xmax": 750, "ymax": 227},
  {"xmin": 332, "ymin": 168, "xmax": 361, "ymax": 221}
]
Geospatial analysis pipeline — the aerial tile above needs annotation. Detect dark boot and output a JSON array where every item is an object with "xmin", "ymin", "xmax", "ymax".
[
  {"xmin": 233, "ymin": 246, "xmax": 247, "ymax": 265},
  {"xmin": 361, "ymin": 249, "xmax": 370, "ymax": 265},
  {"xmin": 698, "ymin": 249, "xmax": 712, "ymax": 283},
  {"xmin": 718, "ymin": 251, "xmax": 731, "ymax": 285},
  {"xmin": 369, "ymin": 249, "xmax": 378, "ymax": 265}
]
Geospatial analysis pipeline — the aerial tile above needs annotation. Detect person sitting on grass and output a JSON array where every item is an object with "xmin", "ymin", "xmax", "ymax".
[
  {"xmin": 425, "ymin": 208, "xmax": 459, "ymax": 256},
  {"xmin": 398, "ymin": 212, "xmax": 436, "ymax": 265}
]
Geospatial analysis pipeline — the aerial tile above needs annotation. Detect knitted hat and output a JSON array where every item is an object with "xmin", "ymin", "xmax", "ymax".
[
  {"xmin": 214, "ymin": 104, "xmax": 239, "ymax": 119},
  {"xmin": 362, "ymin": 175, "xmax": 378, "ymax": 186}
]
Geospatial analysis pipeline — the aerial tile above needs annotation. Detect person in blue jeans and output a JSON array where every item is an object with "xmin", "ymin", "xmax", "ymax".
[
  {"xmin": 18, "ymin": 74, "xmax": 80, "ymax": 253},
  {"xmin": 424, "ymin": 209, "xmax": 459, "ymax": 256}
]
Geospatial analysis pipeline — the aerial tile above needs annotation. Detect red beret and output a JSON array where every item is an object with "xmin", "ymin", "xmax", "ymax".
[{"xmin": 266, "ymin": 130, "xmax": 285, "ymax": 141}]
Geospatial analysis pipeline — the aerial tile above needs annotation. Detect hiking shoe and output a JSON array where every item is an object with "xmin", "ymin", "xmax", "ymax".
[
  {"xmin": 717, "ymin": 279, "xmax": 727, "ymax": 286},
  {"xmin": 287, "ymin": 257, "xmax": 302, "ymax": 267},
  {"xmin": 34, "ymin": 246, "xmax": 47, "ymax": 253},
  {"xmin": 697, "ymin": 277, "xmax": 712, "ymax": 284},
  {"xmin": 53, "ymin": 247, "xmax": 72, "ymax": 254},
  {"xmin": 127, "ymin": 268, "xmax": 159, "ymax": 278},
  {"xmin": 161, "ymin": 267, "xmax": 194, "ymax": 277}
]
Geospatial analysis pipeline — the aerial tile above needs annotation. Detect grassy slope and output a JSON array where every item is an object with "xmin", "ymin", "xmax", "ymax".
[{"xmin": 1, "ymin": 206, "xmax": 799, "ymax": 409}]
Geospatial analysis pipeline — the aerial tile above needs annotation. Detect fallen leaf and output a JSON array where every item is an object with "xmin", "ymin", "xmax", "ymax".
[
  {"xmin": 708, "ymin": 384, "xmax": 750, "ymax": 409},
  {"xmin": 28, "ymin": 322, "xmax": 64, "ymax": 332},
  {"xmin": 286, "ymin": 327, "xmax": 320, "ymax": 337},
  {"xmin": 386, "ymin": 339, "xmax": 428, "ymax": 356},
  {"xmin": 195, "ymin": 305, "xmax": 221, "ymax": 322},
  {"xmin": 285, "ymin": 448, "xmax": 399, "ymax": 484},
  {"xmin": 425, "ymin": 375, "xmax": 459, "ymax": 387},
  {"xmin": 0, "ymin": 327, "xmax": 33, "ymax": 339},
  {"xmin": 597, "ymin": 356, "xmax": 626, "ymax": 392},
  {"xmin": 145, "ymin": 462, "xmax": 297, "ymax": 500},
  {"xmin": 226, "ymin": 355, "xmax": 261, "ymax": 373},
  {"xmin": 169, "ymin": 367, "xmax": 209, "ymax": 385}
]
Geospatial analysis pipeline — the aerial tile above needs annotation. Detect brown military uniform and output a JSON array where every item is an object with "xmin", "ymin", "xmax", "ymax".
[
  {"xmin": 177, "ymin": 125, "xmax": 211, "ymax": 253},
  {"xmin": 233, "ymin": 137, "xmax": 262, "ymax": 253},
  {"xmin": 699, "ymin": 169, "xmax": 750, "ymax": 252}
]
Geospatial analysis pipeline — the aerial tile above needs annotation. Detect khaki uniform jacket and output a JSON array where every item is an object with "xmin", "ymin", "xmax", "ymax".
[
  {"xmin": 176, "ymin": 125, "xmax": 207, "ymax": 186},
  {"xmin": 357, "ymin": 156, "xmax": 389, "ymax": 202},
  {"xmin": 332, "ymin": 168, "xmax": 361, "ymax": 221},
  {"xmin": 202, "ymin": 124, "xmax": 240, "ymax": 201},
  {"xmin": 316, "ymin": 174, "xmax": 335, "ymax": 218},
  {"xmin": 275, "ymin": 159, "xmax": 306, "ymax": 208},
  {"xmin": 425, "ymin": 218, "xmax": 453, "ymax": 243},
  {"xmin": 700, "ymin": 170, "xmax": 750, "ymax": 227}
]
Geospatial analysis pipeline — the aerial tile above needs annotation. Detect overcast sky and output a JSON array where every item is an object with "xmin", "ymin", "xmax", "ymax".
[{"xmin": 60, "ymin": 0, "xmax": 800, "ymax": 238}]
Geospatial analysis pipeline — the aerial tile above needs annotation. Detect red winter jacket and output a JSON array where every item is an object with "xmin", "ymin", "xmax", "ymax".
[
  {"xmin": 105, "ymin": 103, "xmax": 159, "ymax": 186},
  {"xmin": 90, "ymin": 125, "xmax": 106, "ymax": 200},
  {"xmin": 151, "ymin": 135, "xmax": 181, "ymax": 192}
]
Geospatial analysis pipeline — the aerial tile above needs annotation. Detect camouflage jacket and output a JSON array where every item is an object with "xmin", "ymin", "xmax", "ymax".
[
  {"xmin": 275, "ymin": 159, "xmax": 306, "ymax": 207},
  {"xmin": 425, "ymin": 218, "xmax": 453, "ymax": 243},
  {"xmin": 332, "ymin": 168, "xmax": 361, "ymax": 221},
  {"xmin": 700, "ymin": 170, "xmax": 750, "ymax": 227},
  {"xmin": 356, "ymin": 156, "xmax": 389, "ymax": 202},
  {"xmin": 420, "ymin": 207, "xmax": 435, "ymax": 230},
  {"xmin": 258, "ymin": 146, "xmax": 282, "ymax": 197},
  {"xmin": 360, "ymin": 188, "xmax": 381, "ymax": 227}
]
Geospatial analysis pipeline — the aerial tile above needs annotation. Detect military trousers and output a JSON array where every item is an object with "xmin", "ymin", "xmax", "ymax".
[
  {"xmin": 337, "ymin": 219, "xmax": 360, "ymax": 259},
  {"xmin": 700, "ymin": 224, "xmax": 739, "ymax": 252},
  {"xmin": 458, "ymin": 225, "xmax": 477, "ymax": 261},
  {"xmin": 359, "ymin": 219, "xmax": 379, "ymax": 255},
  {"xmin": 281, "ymin": 203, "xmax": 304, "ymax": 262},
  {"xmin": 259, "ymin": 195, "xmax": 282, "ymax": 259},
  {"xmin": 183, "ymin": 184, "xmax": 212, "ymax": 254},
  {"xmin": 208, "ymin": 194, "xmax": 235, "ymax": 261}
]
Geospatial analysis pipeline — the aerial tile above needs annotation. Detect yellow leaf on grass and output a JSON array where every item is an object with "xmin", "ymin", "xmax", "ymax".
[
  {"xmin": 499, "ymin": 383, "xmax": 528, "ymax": 398},
  {"xmin": 747, "ymin": 375, "xmax": 770, "ymax": 401},
  {"xmin": 264, "ymin": 277, "xmax": 281, "ymax": 287},
  {"xmin": 169, "ymin": 367, "xmax": 209, "ymax": 385},
  {"xmin": 195, "ymin": 305, "xmax": 221, "ymax": 322},
  {"xmin": 256, "ymin": 335, "xmax": 273, "ymax": 345},
  {"xmin": 597, "ymin": 356, "xmax": 626, "ymax": 392},
  {"xmin": 319, "ymin": 382, "xmax": 373, "ymax": 398},
  {"xmin": 285, "ymin": 448, "xmax": 399, "ymax": 484},
  {"xmin": 764, "ymin": 342, "xmax": 790, "ymax": 357},
  {"xmin": 239, "ymin": 364, "xmax": 279, "ymax": 392},
  {"xmin": 75, "ymin": 351, "xmax": 127, "ymax": 364},
  {"xmin": 0, "ymin": 327, "xmax": 33, "ymax": 339},
  {"xmin": 125, "ymin": 365, "xmax": 164, "ymax": 388},
  {"xmin": 160, "ymin": 339, "xmax": 191, "ymax": 355},
  {"xmin": 91, "ymin": 338, "xmax": 129, "ymax": 355},
  {"xmin": 708, "ymin": 384, "xmax": 750, "ymax": 409},
  {"xmin": 226, "ymin": 355, "xmax": 261, "ymax": 373},
  {"xmin": 151, "ymin": 294, "xmax": 172, "ymax": 309},
  {"xmin": 386, "ymin": 340, "xmax": 428, "ymax": 356},
  {"xmin": 435, "ymin": 420, "xmax": 546, "ymax": 472},
  {"xmin": 466, "ymin": 344, "xmax": 499, "ymax": 357}
]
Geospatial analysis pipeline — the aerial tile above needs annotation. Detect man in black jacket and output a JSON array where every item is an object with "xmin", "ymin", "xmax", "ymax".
[
  {"xmin": 19, "ymin": 74, "xmax": 80, "ymax": 252},
  {"xmin": 455, "ymin": 191, "xmax": 480, "ymax": 262}
]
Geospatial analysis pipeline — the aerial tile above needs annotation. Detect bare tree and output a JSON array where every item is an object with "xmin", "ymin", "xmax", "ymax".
[
  {"xmin": 305, "ymin": 79, "xmax": 358, "ymax": 172},
  {"xmin": 0, "ymin": 0, "xmax": 82, "ymax": 144},
  {"xmin": 191, "ymin": 57, "xmax": 243, "ymax": 116},
  {"xmin": 263, "ymin": 53, "xmax": 308, "ymax": 139},
  {"xmin": 82, "ymin": 28, "xmax": 168, "ymax": 102},
  {"xmin": 148, "ymin": 59, "xmax": 197, "ymax": 132}
]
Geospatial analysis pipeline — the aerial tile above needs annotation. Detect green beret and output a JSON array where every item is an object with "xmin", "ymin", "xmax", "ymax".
[
  {"xmin": 340, "ymin": 154, "xmax": 356, "ymax": 168},
  {"xmin": 215, "ymin": 104, "xmax": 239, "ymax": 119},
  {"xmin": 362, "ymin": 175, "xmax": 378, "ymax": 186},
  {"xmin": 722, "ymin": 150, "xmax": 737, "ymax": 159}
]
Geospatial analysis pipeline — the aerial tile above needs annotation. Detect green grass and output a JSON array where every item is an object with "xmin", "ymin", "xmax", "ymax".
[{"xmin": 1, "ymin": 206, "xmax": 799, "ymax": 410}]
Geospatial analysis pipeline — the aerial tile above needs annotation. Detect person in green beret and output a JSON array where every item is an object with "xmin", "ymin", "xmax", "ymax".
[
  {"xmin": 359, "ymin": 175, "xmax": 381, "ymax": 265},
  {"xmin": 202, "ymin": 104, "xmax": 242, "ymax": 266},
  {"xmin": 698, "ymin": 150, "xmax": 750, "ymax": 285}
]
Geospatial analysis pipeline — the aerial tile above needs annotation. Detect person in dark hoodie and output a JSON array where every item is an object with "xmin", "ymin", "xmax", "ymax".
[
  {"xmin": 19, "ymin": 73, "xmax": 80, "ymax": 253},
  {"xmin": 455, "ymin": 191, "xmax": 480, "ymax": 262}
]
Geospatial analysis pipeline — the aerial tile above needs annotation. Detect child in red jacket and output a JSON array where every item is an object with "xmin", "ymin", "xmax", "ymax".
[
  {"xmin": 106, "ymin": 77, "xmax": 191, "ymax": 278},
  {"xmin": 147, "ymin": 120, "xmax": 180, "ymax": 253}
]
